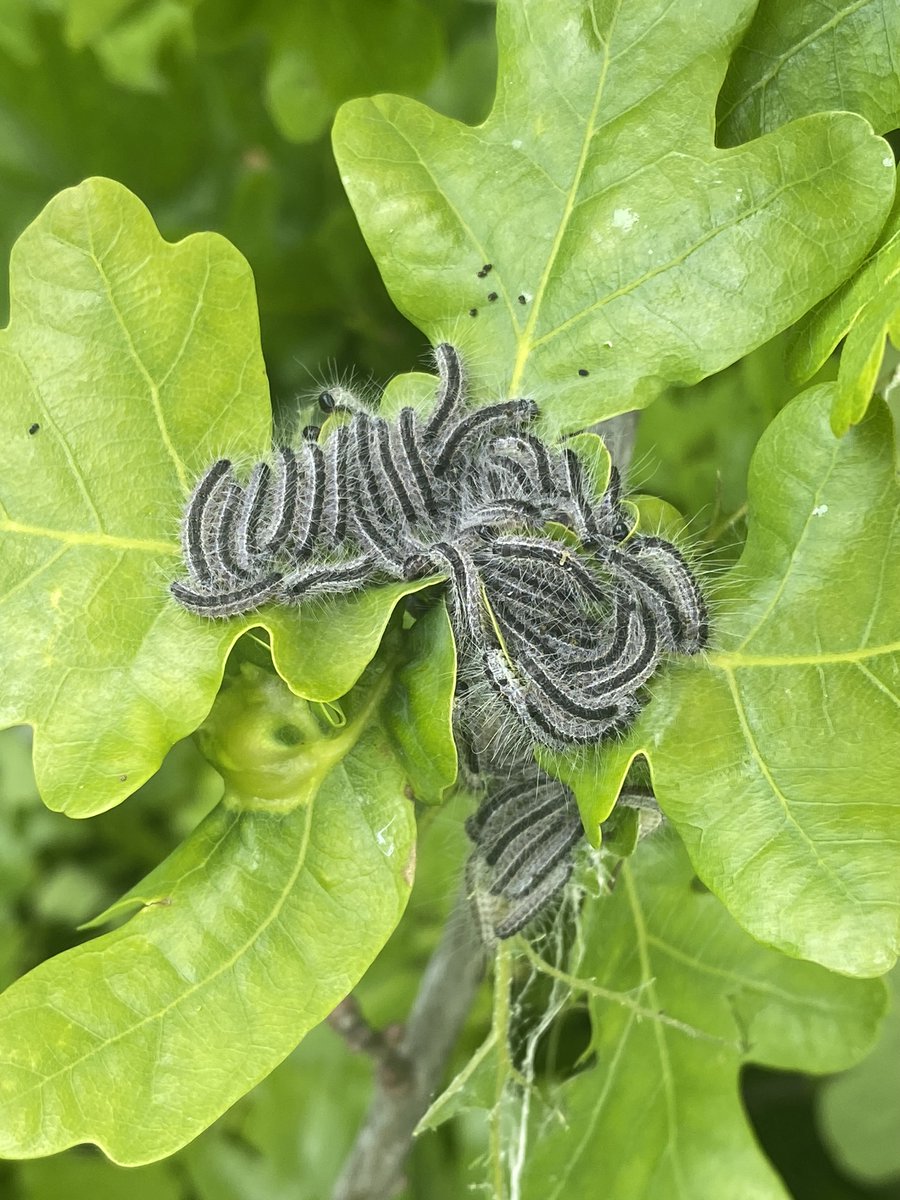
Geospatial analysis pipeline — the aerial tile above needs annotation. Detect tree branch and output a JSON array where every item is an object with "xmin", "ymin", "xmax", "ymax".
[
  {"xmin": 333, "ymin": 406, "xmax": 639, "ymax": 1199},
  {"xmin": 332, "ymin": 891, "xmax": 486, "ymax": 1200},
  {"xmin": 326, "ymin": 995, "xmax": 410, "ymax": 1087}
]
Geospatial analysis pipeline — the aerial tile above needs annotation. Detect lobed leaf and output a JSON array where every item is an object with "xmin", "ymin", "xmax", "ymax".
[
  {"xmin": 521, "ymin": 830, "xmax": 886, "ymax": 1200},
  {"xmin": 333, "ymin": 0, "xmax": 895, "ymax": 436},
  {"xmin": 0, "ymin": 178, "xmax": 427, "ymax": 816},
  {"xmin": 580, "ymin": 385, "xmax": 900, "ymax": 976},
  {"xmin": 723, "ymin": 2, "xmax": 900, "ymax": 438},
  {"xmin": 719, "ymin": 0, "xmax": 900, "ymax": 144},
  {"xmin": 0, "ymin": 662, "xmax": 416, "ymax": 1164},
  {"xmin": 789, "ymin": 177, "xmax": 900, "ymax": 435},
  {"xmin": 537, "ymin": 743, "xmax": 623, "ymax": 836},
  {"xmin": 266, "ymin": 577, "xmax": 440, "ymax": 703}
]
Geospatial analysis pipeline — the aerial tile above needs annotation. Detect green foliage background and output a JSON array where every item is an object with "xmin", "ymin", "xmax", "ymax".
[{"xmin": 0, "ymin": 1, "xmax": 898, "ymax": 1197}]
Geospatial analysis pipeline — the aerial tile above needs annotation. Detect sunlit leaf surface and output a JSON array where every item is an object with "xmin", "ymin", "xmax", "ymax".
[
  {"xmin": 581, "ymin": 386, "xmax": 900, "ymax": 976},
  {"xmin": 719, "ymin": 0, "xmax": 900, "ymax": 143},
  {"xmin": 522, "ymin": 831, "xmax": 886, "ymax": 1200},
  {"xmin": 0, "ymin": 664, "xmax": 415, "ymax": 1163},
  {"xmin": 334, "ymin": 0, "xmax": 894, "ymax": 434},
  {"xmin": 0, "ymin": 179, "xmax": 428, "ymax": 815}
]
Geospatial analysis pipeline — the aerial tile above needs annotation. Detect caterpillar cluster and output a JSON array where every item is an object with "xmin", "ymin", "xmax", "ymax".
[{"xmin": 171, "ymin": 344, "xmax": 707, "ymax": 939}]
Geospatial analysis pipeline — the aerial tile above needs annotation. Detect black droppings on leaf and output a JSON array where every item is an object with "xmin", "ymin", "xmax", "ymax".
[
  {"xmin": 477, "ymin": 263, "xmax": 493, "ymax": 277},
  {"xmin": 578, "ymin": 369, "xmax": 590, "ymax": 377},
  {"xmin": 469, "ymin": 308, "xmax": 478, "ymax": 317},
  {"xmin": 27, "ymin": 423, "xmax": 40, "ymax": 435},
  {"xmin": 488, "ymin": 292, "xmax": 498, "ymax": 302}
]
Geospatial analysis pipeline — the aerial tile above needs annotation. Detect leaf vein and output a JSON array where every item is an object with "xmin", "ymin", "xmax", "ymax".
[
  {"xmin": 509, "ymin": 0, "xmax": 624, "ymax": 393},
  {"xmin": 624, "ymin": 864, "xmax": 688, "ymax": 1197},
  {"xmin": 0, "ymin": 518, "xmax": 178, "ymax": 556},
  {"xmin": 723, "ymin": 668, "xmax": 861, "ymax": 907},
  {"xmin": 0, "ymin": 546, "xmax": 67, "ymax": 607},
  {"xmin": 718, "ymin": 0, "xmax": 873, "ymax": 125},
  {"xmin": 84, "ymin": 225, "xmax": 189, "ymax": 493}
]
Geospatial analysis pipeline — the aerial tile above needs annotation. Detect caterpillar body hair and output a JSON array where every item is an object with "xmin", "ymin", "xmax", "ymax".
[{"xmin": 170, "ymin": 341, "xmax": 708, "ymax": 939}]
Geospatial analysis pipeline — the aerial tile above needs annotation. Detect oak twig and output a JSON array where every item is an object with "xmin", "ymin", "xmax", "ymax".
[
  {"xmin": 331, "ymin": 892, "xmax": 486, "ymax": 1200},
  {"xmin": 332, "ymin": 410, "xmax": 638, "ymax": 1199}
]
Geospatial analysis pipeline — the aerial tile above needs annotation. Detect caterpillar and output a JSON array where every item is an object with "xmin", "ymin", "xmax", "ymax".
[{"xmin": 171, "ymin": 344, "xmax": 707, "ymax": 938}]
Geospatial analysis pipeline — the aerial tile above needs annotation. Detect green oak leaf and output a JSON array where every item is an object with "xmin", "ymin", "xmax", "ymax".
[
  {"xmin": 716, "ymin": 0, "xmax": 900, "ymax": 437},
  {"xmin": 266, "ymin": 577, "xmax": 439, "ymax": 703},
  {"xmin": 0, "ymin": 178, "xmax": 429, "ymax": 817},
  {"xmin": 0, "ymin": 660, "xmax": 416, "ymax": 1165},
  {"xmin": 719, "ymin": 0, "xmax": 900, "ymax": 144},
  {"xmin": 789, "ymin": 176, "xmax": 900, "ymax": 436},
  {"xmin": 263, "ymin": 0, "xmax": 443, "ymax": 144},
  {"xmin": 818, "ymin": 964, "xmax": 900, "ymax": 1185},
  {"xmin": 520, "ymin": 830, "xmax": 886, "ymax": 1200},
  {"xmin": 61, "ymin": 0, "xmax": 196, "ymax": 92},
  {"xmin": 575, "ymin": 384, "xmax": 900, "ymax": 977},
  {"xmin": 384, "ymin": 598, "xmax": 458, "ymax": 806},
  {"xmin": 537, "ymin": 743, "xmax": 623, "ymax": 835},
  {"xmin": 633, "ymin": 335, "xmax": 808, "ymax": 529},
  {"xmin": 332, "ymin": 0, "xmax": 894, "ymax": 435}
]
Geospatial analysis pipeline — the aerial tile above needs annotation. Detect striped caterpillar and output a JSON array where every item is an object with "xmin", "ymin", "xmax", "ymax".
[{"xmin": 171, "ymin": 344, "xmax": 707, "ymax": 938}]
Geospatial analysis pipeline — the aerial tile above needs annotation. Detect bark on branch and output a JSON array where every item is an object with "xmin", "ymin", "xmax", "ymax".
[{"xmin": 331, "ymin": 892, "xmax": 485, "ymax": 1200}]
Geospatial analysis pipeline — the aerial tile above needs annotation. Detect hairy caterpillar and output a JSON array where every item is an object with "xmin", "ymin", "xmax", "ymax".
[{"xmin": 171, "ymin": 344, "xmax": 707, "ymax": 938}]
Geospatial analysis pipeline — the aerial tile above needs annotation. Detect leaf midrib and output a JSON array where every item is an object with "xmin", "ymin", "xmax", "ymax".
[
  {"xmin": 709, "ymin": 641, "xmax": 900, "ymax": 667},
  {"xmin": 508, "ymin": 0, "xmax": 622, "ymax": 394},
  {"xmin": 0, "ymin": 517, "xmax": 179, "ymax": 555},
  {"xmin": 0, "ymin": 662, "xmax": 395, "ymax": 1139},
  {"xmin": 644, "ymin": 934, "xmax": 864, "ymax": 1017},
  {"xmin": 718, "ymin": 0, "xmax": 874, "ymax": 125}
]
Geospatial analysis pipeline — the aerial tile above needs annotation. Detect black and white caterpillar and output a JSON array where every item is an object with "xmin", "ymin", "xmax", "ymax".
[{"xmin": 171, "ymin": 344, "xmax": 707, "ymax": 938}]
